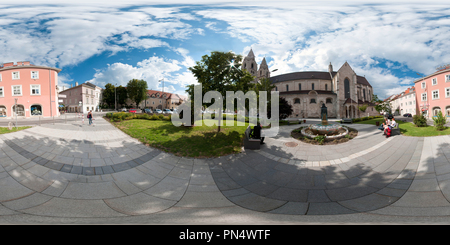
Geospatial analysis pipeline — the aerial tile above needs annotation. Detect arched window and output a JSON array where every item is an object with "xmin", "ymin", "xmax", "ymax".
[
  {"xmin": 286, "ymin": 85, "xmax": 289, "ymax": 91},
  {"xmin": 344, "ymin": 78, "xmax": 350, "ymax": 98},
  {"xmin": 326, "ymin": 98, "xmax": 332, "ymax": 104},
  {"xmin": 12, "ymin": 104, "xmax": 25, "ymax": 116},
  {"xmin": 312, "ymin": 83, "xmax": 315, "ymax": 90},
  {"xmin": 294, "ymin": 98, "xmax": 300, "ymax": 104},
  {"xmin": 433, "ymin": 106, "xmax": 441, "ymax": 116},
  {"xmin": 325, "ymin": 84, "xmax": 328, "ymax": 91},
  {"xmin": 30, "ymin": 104, "xmax": 42, "ymax": 116},
  {"xmin": 446, "ymin": 106, "xmax": 450, "ymax": 117},
  {"xmin": 0, "ymin": 106, "xmax": 6, "ymax": 117},
  {"xmin": 310, "ymin": 98, "xmax": 316, "ymax": 104}
]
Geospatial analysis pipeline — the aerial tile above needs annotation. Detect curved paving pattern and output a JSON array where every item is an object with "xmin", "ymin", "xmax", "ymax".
[{"xmin": 1, "ymin": 116, "xmax": 450, "ymax": 222}]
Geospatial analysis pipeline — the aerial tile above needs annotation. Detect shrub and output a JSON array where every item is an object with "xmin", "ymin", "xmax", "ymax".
[
  {"xmin": 314, "ymin": 135, "xmax": 326, "ymax": 145},
  {"xmin": 433, "ymin": 111, "xmax": 447, "ymax": 131},
  {"xmin": 150, "ymin": 114, "xmax": 160, "ymax": 120},
  {"xmin": 413, "ymin": 113, "xmax": 427, "ymax": 127}
]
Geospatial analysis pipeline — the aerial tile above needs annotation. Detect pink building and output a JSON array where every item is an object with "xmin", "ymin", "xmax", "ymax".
[
  {"xmin": 0, "ymin": 61, "xmax": 61, "ymax": 118},
  {"xmin": 414, "ymin": 66, "xmax": 450, "ymax": 121}
]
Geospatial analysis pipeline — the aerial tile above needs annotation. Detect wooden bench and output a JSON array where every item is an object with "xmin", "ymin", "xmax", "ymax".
[
  {"xmin": 340, "ymin": 118, "xmax": 353, "ymax": 124},
  {"xmin": 243, "ymin": 126, "xmax": 261, "ymax": 149}
]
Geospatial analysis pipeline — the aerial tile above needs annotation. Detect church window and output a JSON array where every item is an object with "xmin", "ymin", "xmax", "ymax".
[
  {"xmin": 310, "ymin": 98, "xmax": 316, "ymax": 104},
  {"xmin": 344, "ymin": 78, "xmax": 350, "ymax": 98},
  {"xmin": 312, "ymin": 83, "xmax": 315, "ymax": 90},
  {"xmin": 286, "ymin": 85, "xmax": 289, "ymax": 91},
  {"xmin": 298, "ymin": 83, "xmax": 301, "ymax": 91},
  {"xmin": 326, "ymin": 98, "xmax": 332, "ymax": 104},
  {"xmin": 294, "ymin": 98, "xmax": 300, "ymax": 104},
  {"xmin": 251, "ymin": 63, "xmax": 254, "ymax": 69},
  {"xmin": 325, "ymin": 84, "xmax": 328, "ymax": 91},
  {"xmin": 363, "ymin": 89, "xmax": 366, "ymax": 101}
]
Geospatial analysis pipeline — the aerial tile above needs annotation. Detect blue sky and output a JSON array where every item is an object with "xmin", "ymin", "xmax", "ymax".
[{"xmin": 1, "ymin": 0, "xmax": 450, "ymax": 99}]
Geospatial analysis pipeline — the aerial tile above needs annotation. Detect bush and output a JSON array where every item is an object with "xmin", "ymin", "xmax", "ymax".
[
  {"xmin": 433, "ymin": 111, "xmax": 447, "ymax": 131},
  {"xmin": 314, "ymin": 135, "xmax": 326, "ymax": 145},
  {"xmin": 413, "ymin": 113, "xmax": 427, "ymax": 127}
]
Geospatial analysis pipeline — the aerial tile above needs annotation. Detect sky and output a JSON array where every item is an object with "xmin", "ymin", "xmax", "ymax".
[{"xmin": 1, "ymin": 0, "xmax": 450, "ymax": 99}]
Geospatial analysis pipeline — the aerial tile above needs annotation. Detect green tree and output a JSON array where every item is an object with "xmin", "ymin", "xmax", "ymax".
[
  {"xmin": 372, "ymin": 94, "xmax": 390, "ymax": 114},
  {"xmin": 126, "ymin": 79, "xmax": 148, "ymax": 108},
  {"xmin": 268, "ymin": 96, "xmax": 293, "ymax": 120},
  {"xmin": 187, "ymin": 51, "xmax": 255, "ymax": 131},
  {"xmin": 253, "ymin": 77, "xmax": 276, "ymax": 106},
  {"xmin": 116, "ymin": 85, "xmax": 128, "ymax": 108},
  {"xmin": 101, "ymin": 83, "xmax": 116, "ymax": 108}
]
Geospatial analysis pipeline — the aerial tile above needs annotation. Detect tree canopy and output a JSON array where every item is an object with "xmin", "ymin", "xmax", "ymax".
[{"xmin": 126, "ymin": 79, "xmax": 148, "ymax": 108}]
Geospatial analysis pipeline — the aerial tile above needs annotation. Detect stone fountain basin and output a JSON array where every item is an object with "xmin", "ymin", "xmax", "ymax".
[{"xmin": 300, "ymin": 124, "xmax": 349, "ymax": 140}]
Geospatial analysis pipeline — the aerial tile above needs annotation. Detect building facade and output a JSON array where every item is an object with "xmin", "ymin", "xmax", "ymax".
[
  {"xmin": 127, "ymin": 90, "xmax": 186, "ymax": 110},
  {"xmin": 389, "ymin": 87, "xmax": 416, "ymax": 116},
  {"xmin": 242, "ymin": 49, "xmax": 377, "ymax": 119},
  {"xmin": 414, "ymin": 66, "xmax": 450, "ymax": 120},
  {"xmin": 59, "ymin": 82, "xmax": 103, "ymax": 113},
  {"xmin": 0, "ymin": 61, "xmax": 61, "ymax": 118}
]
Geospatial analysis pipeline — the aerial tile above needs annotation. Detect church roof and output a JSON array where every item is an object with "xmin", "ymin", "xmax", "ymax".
[{"xmin": 269, "ymin": 71, "xmax": 372, "ymax": 87}]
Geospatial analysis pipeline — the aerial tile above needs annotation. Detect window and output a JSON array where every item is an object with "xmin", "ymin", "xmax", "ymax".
[
  {"xmin": 422, "ymin": 93, "xmax": 427, "ymax": 101},
  {"xmin": 12, "ymin": 85, "xmax": 22, "ymax": 96},
  {"xmin": 294, "ymin": 98, "xmax": 300, "ymax": 104},
  {"xmin": 298, "ymin": 83, "xmax": 301, "ymax": 91},
  {"xmin": 12, "ymin": 71, "xmax": 20, "ymax": 80},
  {"xmin": 0, "ymin": 74, "xmax": 2, "ymax": 81},
  {"xmin": 286, "ymin": 85, "xmax": 289, "ymax": 91},
  {"xmin": 433, "ymin": 107, "xmax": 441, "ymax": 116},
  {"xmin": 312, "ymin": 83, "xmax": 315, "ymax": 90},
  {"xmin": 310, "ymin": 98, "xmax": 316, "ymax": 104},
  {"xmin": 326, "ymin": 98, "xmax": 332, "ymax": 104},
  {"xmin": 344, "ymin": 78, "xmax": 350, "ymax": 98},
  {"xmin": 446, "ymin": 87, "xmax": 450, "ymax": 98},
  {"xmin": 432, "ymin": 78, "xmax": 437, "ymax": 85},
  {"xmin": 31, "ymin": 85, "xmax": 40, "ymax": 95},
  {"xmin": 432, "ymin": 90, "xmax": 439, "ymax": 100},
  {"xmin": 0, "ymin": 87, "xmax": 3, "ymax": 97},
  {"xmin": 31, "ymin": 71, "xmax": 39, "ymax": 79},
  {"xmin": 325, "ymin": 84, "xmax": 328, "ymax": 91},
  {"xmin": 446, "ymin": 75, "xmax": 450, "ymax": 82},
  {"xmin": 30, "ymin": 104, "xmax": 42, "ymax": 116},
  {"xmin": 422, "ymin": 82, "xmax": 426, "ymax": 89}
]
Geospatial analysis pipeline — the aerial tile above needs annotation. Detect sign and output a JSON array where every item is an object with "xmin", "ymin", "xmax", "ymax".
[{"xmin": 58, "ymin": 94, "xmax": 67, "ymax": 98}]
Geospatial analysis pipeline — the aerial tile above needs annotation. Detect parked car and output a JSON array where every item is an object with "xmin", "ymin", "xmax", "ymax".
[
  {"xmin": 163, "ymin": 109, "xmax": 173, "ymax": 114},
  {"xmin": 385, "ymin": 114, "xmax": 393, "ymax": 119},
  {"xmin": 129, "ymin": 108, "xmax": 137, "ymax": 113},
  {"xmin": 403, "ymin": 113, "xmax": 412, "ymax": 117},
  {"xmin": 120, "ymin": 108, "xmax": 127, "ymax": 112},
  {"xmin": 144, "ymin": 108, "xmax": 152, "ymax": 113},
  {"xmin": 154, "ymin": 109, "xmax": 163, "ymax": 114}
]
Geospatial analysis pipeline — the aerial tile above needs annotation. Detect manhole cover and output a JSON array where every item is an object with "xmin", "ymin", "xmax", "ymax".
[{"xmin": 285, "ymin": 142, "xmax": 298, "ymax": 147}]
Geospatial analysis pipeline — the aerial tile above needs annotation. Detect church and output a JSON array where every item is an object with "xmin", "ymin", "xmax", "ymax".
[{"xmin": 241, "ymin": 49, "xmax": 378, "ymax": 119}]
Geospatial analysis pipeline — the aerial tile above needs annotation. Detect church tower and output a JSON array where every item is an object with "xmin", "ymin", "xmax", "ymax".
[
  {"xmin": 242, "ymin": 49, "xmax": 258, "ymax": 83},
  {"xmin": 257, "ymin": 57, "xmax": 270, "ymax": 81}
]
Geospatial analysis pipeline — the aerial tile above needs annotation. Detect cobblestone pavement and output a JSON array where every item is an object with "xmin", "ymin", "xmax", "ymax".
[{"xmin": 1, "ymin": 116, "xmax": 450, "ymax": 224}]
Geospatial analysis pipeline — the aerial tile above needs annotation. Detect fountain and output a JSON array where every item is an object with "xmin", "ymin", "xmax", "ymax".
[{"xmin": 300, "ymin": 103, "xmax": 348, "ymax": 140}]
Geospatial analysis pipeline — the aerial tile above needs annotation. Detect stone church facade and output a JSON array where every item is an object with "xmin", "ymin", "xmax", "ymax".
[{"xmin": 241, "ymin": 49, "xmax": 378, "ymax": 119}]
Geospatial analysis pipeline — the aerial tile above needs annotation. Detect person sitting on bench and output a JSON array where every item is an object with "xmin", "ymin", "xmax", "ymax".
[{"xmin": 250, "ymin": 122, "xmax": 265, "ymax": 144}]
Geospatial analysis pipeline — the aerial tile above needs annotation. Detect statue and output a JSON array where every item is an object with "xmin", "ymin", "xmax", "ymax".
[{"xmin": 321, "ymin": 103, "xmax": 328, "ymax": 126}]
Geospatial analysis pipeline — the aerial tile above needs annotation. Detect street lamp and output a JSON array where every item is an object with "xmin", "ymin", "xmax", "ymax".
[{"xmin": 159, "ymin": 79, "xmax": 164, "ymax": 93}]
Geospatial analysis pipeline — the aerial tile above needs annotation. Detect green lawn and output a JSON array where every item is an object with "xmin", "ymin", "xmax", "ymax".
[
  {"xmin": 354, "ymin": 118, "xmax": 450, "ymax": 137},
  {"xmin": 0, "ymin": 126, "xmax": 31, "ymax": 134},
  {"xmin": 112, "ymin": 119, "xmax": 252, "ymax": 158}
]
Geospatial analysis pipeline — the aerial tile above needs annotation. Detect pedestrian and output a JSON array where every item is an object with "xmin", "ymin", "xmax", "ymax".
[{"xmin": 87, "ymin": 110, "xmax": 93, "ymax": 125}]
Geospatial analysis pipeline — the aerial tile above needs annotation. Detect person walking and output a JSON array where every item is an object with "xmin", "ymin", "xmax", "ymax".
[{"xmin": 87, "ymin": 110, "xmax": 93, "ymax": 126}]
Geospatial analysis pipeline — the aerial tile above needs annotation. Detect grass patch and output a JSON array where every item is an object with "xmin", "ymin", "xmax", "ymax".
[
  {"xmin": 108, "ymin": 118, "xmax": 252, "ymax": 158},
  {"xmin": 354, "ymin": 118, "xmax": 450, "ymax": 137},
  {"xmin": 0, "ymin": 126, "xmax": 31, "ymax": 134}
]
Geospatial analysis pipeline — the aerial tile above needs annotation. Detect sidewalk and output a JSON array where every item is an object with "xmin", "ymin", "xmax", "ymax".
[{"xmin": 0, "ymin": 116, "xmax": 450, "ymax": 224}]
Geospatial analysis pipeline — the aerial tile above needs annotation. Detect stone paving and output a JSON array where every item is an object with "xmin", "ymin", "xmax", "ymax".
[{"xmin": 1, "ymin": 115, "xmax": 450, "ymax": 224}]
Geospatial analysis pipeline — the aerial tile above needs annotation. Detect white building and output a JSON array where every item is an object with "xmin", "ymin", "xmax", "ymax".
[
  {"xmin": 389, "ymin": 87, "xmax": 416, "ymax": 116},
  {"xmin": 59, "ymin": 82, "xmax": 103, "ymax": 113}
]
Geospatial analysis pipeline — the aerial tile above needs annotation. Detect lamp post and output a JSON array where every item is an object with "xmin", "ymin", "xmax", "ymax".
[
  {"xmin": 14, "ymin": 98, "xmax": 17, "ymax": 129},
  {"xmin": 159, "ymin": 79, "xmax": 164, "ymax": 93},
  {"xmin": 115, "ymin": 83, "xmax": 117, "ymax": 111}
]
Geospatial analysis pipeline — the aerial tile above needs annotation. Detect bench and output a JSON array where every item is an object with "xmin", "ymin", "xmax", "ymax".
[
  {"xmin": 243, "ymin": 126, "xmax": 261, "ymax": 149},
  {"xmin": 340, "ymin": 118, "xmax": 353, "ymax": 124},
  {"xmin": 391, "ymin": 124, "xmax": 400, "ymax": 136}
]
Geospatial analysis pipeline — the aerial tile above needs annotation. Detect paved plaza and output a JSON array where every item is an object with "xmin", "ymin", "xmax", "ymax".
[{"xmin": 1, "ymin": 114, "xmax": 450, "ymax": 224}]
